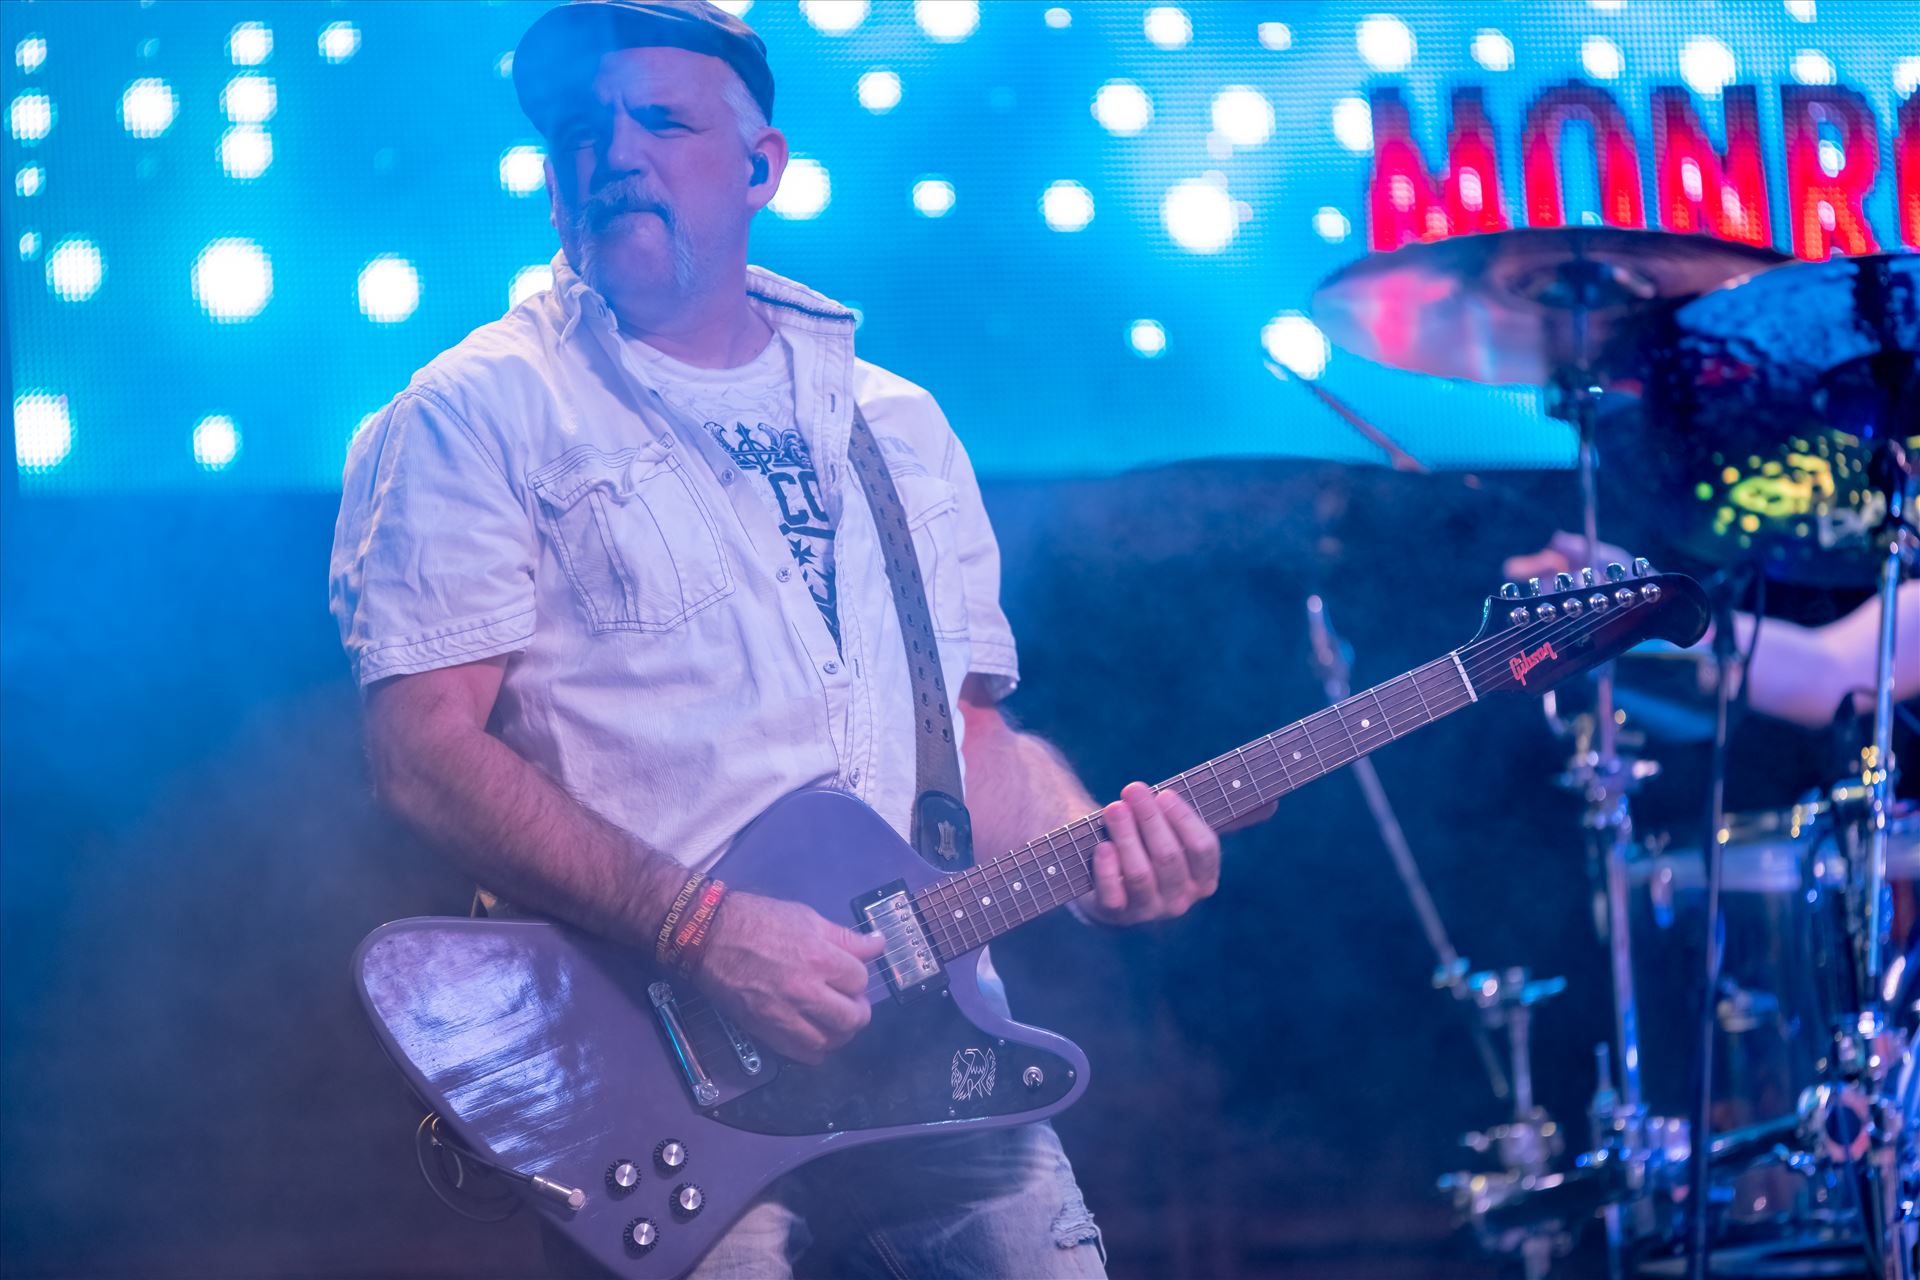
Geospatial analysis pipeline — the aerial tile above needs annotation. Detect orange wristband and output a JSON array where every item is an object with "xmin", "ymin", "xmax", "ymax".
[{"xmin": 655, "ymin": 873, "xmax": 705, "ymax": 968}]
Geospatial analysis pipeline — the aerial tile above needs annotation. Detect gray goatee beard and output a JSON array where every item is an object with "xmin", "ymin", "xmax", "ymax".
[{"xmin": 573, "ymin": 182, "xmax": 700, "ymax": 298}]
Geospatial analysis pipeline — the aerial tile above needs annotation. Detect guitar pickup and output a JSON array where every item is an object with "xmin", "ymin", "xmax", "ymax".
[{"xmin": 853, "ymin": 882, "xmax": 945, "ymax": 1003}]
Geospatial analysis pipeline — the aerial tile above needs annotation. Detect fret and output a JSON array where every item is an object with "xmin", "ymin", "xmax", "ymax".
[
  {"xmin": 1204, "ymin": 758, "xmax": 1232, "ymax": 826},
  {"xmin": 1230, "ymin": 745, "xmax": 1262, "ymax": 804},
  {"xmin": 1366, "ymin": 684, "xmax": 1404, "ymax": 739},
  {"xmin": 1409, "ymin": 664, "xmax": 1434, "ymax": 723},
  {"xmin": 1330, "ymin": 701, "xmax": 1363, "ymax": 761}
]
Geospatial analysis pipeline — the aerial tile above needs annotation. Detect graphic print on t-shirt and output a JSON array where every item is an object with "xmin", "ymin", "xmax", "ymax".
[{"xmin": 704, "ymin": 419, "xmax": 840, "ymax": 649}]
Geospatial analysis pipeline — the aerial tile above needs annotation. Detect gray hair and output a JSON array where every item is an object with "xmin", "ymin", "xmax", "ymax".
[{"xmin": 719, "ymin": 70, "xmax": 768, "ymax": 151}]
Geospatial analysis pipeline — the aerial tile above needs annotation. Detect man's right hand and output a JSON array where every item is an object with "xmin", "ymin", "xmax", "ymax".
[{"xmin": 693, "ymin": 892, "xmax": 886, "ymax": 1065}]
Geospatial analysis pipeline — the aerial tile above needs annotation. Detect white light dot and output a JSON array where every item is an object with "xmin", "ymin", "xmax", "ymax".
[
  {"xmin": 1161, "ymin": 177, "xmax": 1236, "ymax": 254},
  {"xmin": 1128, "ymin": 319, "xmax": 1167, "ymax": 358},
  {"xmin": 228, "ymin": 22, "xmax": 272, "ymax": 66},
  {"xmin": 1211, "ymin": 85, "xmax": 1273, "ymax": 147},
  {"xmin": 1091, "ymin": 79, "xmax": 1152, "ymax": 136},
  {"xmin": 1258, "ymin": 22, "xmax": 1292, "ymax": 51},
  {"xmin": 1143, "ymin": 6, "xmax": 1191, "ymax": 50},
  {"xmin": 1818, "ymin": 137, "xmax": 1845, "ymax": 177},
  {"xmin": 1332, "ymin": 96, "xmax": 1373, "ymax": 153},
  {"xmin": 1680, "ymin": 36, "xmax": 1737, "ymax": 99},
  {"xmin": 856, "ymin": 69, "xmax": 902, "ymax": 114},
  {"xmin": 1357, "ymin": 14, "xmax": 1415, "ymax": 72},
  {"xmin": 498, "ymin": 144, "xmax": 546, "ymax": 195},
  {"xmin": 712, "ymin": 0, "xmax": 754, "ymax": 14},
  {"xmin": 219, "ymin": 125, "xmax": 273, "ymax": 180},
  {"xmin": 915, "ymin": 0, "xmax": 978, "ymax": 41},
  {"xmin": 358, "ymin": 255, "xmax": 421, "ymax": 324},
  {"xmin": 1472, "ymin": 30, "xmax": 1514, "ymax": 72},
  {"xmin": 15, "ymin": 165, "xmax": 43, "ymax": 197},
  {"xmin": 1043, "ymin": 6, "xmax": 1070, "ymax": 28},
  {"xmin": 14, "ymin": 392, "xmax": 72, "ymax": 471},
  {"xmin": 911, "ymin": 176, "xmax": 955, "ymax": 218},
  {"xmin": 119, "ymin": 78, "xmax": 178, "ymax": 138},
  {"xmin": 45, "ymin": 237, "xmax": 103, "ymax": 302},
  {"xmin": 15, "ymin": 36, "xmax": 46, "ymax": 74},
  {"xmin": 1898, "ymin": 58, "xmax": 1920, "ymax": 97},
  {"xmin": 508, "ymin": 264, "xmax": 554, "ymax": 309},
  {"xmin": 193, "ymin": 238, "xmax": 272, "ymax": 321},
  {"xmin": 19, "ymin": 231, "xmax": 41, "ymax": 260},
  {"xmin": 1588, "ymin": 0, "xmax": 1625, "ymax": 10},
  {"xmin": 1792, "ymin": 49, "xmax": 1836, "ymax": 84},
  {"xmin": 1263, "ymin": 311, "xmax": 1330, "ymax": 381},
  {"xmin": 1581, "ymin": 36, "xmax": 1623, "ymax": 81},
  {"xmin": 192, "ymin": 415, "xmax": 241, "ymax": 470},
  {"xmin": 770, "ymin": 157, "xmax": 830, "ymax": 219},
  {"xmin": 221, "ymin": 73, "xmax": 276, "ymax": 124},
  {"xmin": 1785, "ymin": 0, "xmax": 1816, "ymax": 20},
  {"xmin": 1681, "ymin": 158, "xmax": 1704, "ymax": 201},
  {"xmin": 1041, "ymin": 179, "xmax": 1095, "ymax": 232},
  {"xmin": 799, "ymin": 0, "xmax": 868, "ymax": 35},
  {"xmin": 10, "ymin": 91, "xmax": 54, "ymax": 144},
  {"xmin": 318, "ymin": 22, "xmax": 361, "ymax": 64},
  {"xmin": 1313, "ymin": 206, "xmax": 1351, "ymax": 242},
  {"xmin": 495, "ymin": 53, "xmax": 514, "ymax": 78}
]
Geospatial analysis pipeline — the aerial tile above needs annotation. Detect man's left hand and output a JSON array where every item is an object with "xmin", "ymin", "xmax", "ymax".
[{"xmin": 1080, "ymin": 781, "xmax": 1276, "ymax": 925}]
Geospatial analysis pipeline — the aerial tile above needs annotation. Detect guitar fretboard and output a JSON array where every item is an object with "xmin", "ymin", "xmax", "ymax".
[{"xmin": 913, "ymin": 654, "xmax": 1477, "ymax": 960}]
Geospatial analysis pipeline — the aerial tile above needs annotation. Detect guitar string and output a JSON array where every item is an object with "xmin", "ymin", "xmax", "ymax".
[{"xmin": 665, "ymin": 599, "xmax": 1658, "ymax": 1023}]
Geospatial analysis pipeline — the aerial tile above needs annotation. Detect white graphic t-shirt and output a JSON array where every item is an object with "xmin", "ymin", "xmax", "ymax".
[{"xmin": 623, "ymin": 332, "xmax": 840, "ymax": 649}]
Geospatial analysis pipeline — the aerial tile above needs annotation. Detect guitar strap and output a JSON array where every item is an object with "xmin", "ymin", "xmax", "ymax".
[{"xmin": 846, "ymin": 404, "xmax": 975, "ymax": 871}]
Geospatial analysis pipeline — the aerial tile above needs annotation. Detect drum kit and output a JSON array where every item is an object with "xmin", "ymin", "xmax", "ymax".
[{"xmin": 1307, "ymin": 232, "xmax": 1918, "ymax": 1279}]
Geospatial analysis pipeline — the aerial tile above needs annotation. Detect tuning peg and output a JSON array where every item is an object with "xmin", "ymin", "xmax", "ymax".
[
  {"xmin": 1632, "ymin": 556, "xmax": 1652, "ymax": 577},
  {"xmin": 1554, "ymin": 572, "xmax": 1574, "ymax": 592},
  {"xmin": 1605, "ymin": 562, "xmax": 1628, "ymax": 583},
  {"xmin": 1581, "ymin": 567, "xmax": 1596, "ymax": 588},
  {"xmin": 1500, "ymin": 582, "xmax": 1521, "ymax": 600},
  {"xmin": 1526, "ymin": 577, "xmax": 1543, "ymax": 597}
]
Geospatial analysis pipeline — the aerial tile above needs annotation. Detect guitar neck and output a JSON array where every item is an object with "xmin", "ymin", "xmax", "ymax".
[{"xmin": 914, "ymin": 652, "xmax": 1480, "ymax": 961}]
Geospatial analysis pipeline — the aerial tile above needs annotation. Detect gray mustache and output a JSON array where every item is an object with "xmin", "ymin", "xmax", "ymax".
[{"xmin": 584, "ymin": 181, "xmax": 675, "ymax": 232}]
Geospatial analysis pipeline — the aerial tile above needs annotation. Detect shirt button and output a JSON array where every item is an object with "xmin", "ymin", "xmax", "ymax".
[
  {"xmin": 823, "ymin": 661, "xmax": 840, "ymax": 675},
  {"xmin": 850, "ymin": 769, "xmax": 861, "ymax": 784},
  {"xmin": 777, "ymin": 567, "xmax": 792, "ymax": 582},
  {"xmin": 720, "ymin": 469, "xmax": 735, "ymax": 484}
]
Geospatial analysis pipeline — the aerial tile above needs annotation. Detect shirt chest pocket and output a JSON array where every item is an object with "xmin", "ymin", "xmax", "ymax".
[
  {"xmin": 890, "ymin": 471, "xmax": 971, "ymax": 640},
  {"xmin": 528, "ymin": 443, "xmax": 734, "ymax": 633}
]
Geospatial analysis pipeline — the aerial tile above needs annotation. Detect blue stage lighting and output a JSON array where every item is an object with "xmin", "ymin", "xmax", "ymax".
[
  {"xmin": 14, "ymin": 35, "xmax": 46, "ymax": 73},
  {"xmin": 499, "ymin": 145, "xmax": 545, "ymax": 196},
  {"xmin": 915, "ymin": 0, "xmax": 979, "ymax": 43},
  {"xmin": 219, "ymin": 126, "xmax": 272, "ymax": 180},
  {"xmin": 221, "ymin": 73, "xmax": 276, "ymax": 124},
  {"xmin": 1211, "ymin": 86, "xmax": 1273, "ymax": 148},
  {"xmin": 1161, "ymin": 179, "xmax": 1236, "ymax": 254},
  {"xmin": 14, "ymin": 392, "xmax": 72, "ymax": 471},
  {"xmin": 799, "ymin": 0, "xmax": 867, "ymax": 36},
  {"xmin": 192, "ymin": 415, "xmax": 241, "ymax": 470},
  {"xmin": 911, "ymin": 177, "xmax": 955, "ymax": 218},
  {"xmin": 1471, "ymin": 29, "xmax": 1515, "ymax": 72},
  {"xmin": 1261, "ymin": 313, "xmax": 1329, "ymax": 381},
  {"xmin": 1127, "ymin": 320, "xmax": 1166, "ymax": 359},
  {"xmin": 1581, "ymin": 36, "xmax": 1624, "ymax": 82},
  {"xmin": 770, "ymin": 158, "xmax": 830, "ymax": 219},
  {"xmin": 45, "ymin": 238, "xmax": 104, "ymax": 303},
  {"xmin": 1041, "ymin": 180, "xmax": 1093, "ymax": 232},
  {"xmin": 18, "ymin": 232, "xmax": 40, "ymax": 261},
  {"xmin": 1142, "ymin": 6, "xmax": 1190, "ymax": 51},
  {"xmin": 119, "ymin": 78, "xmax": 178, "ymax": 138},
  {"xmin": 357, "ymin": 256, "xmax": 421, "ymax": 324},
  {"xmin": 192, "ymin": 238, "xmax": 272, "ymax": 322},
  {"xmin": 856, "ymin": 69, "xmax": 902, "ymax": 114},
  {"xmin": 1313, "ymin": 207, "xmax": 1351, "ymax": 244},
  {"xmin": 227, "ymin": 22, "xmax": 272, "ymax": 67},
  {"xmin": 9, "ymin": 91, "xmax": 54, "ymax": 144},
  {"xmin": 1257, "ymin": 22, "xmax": 1291, "ymax": 51},
  {"xmin": 1331, "ymin": 96, "xmax": 1372, "ymax": 153},
  {"xmin": 508, "ymin": 265, "xmax": 553, "ymax": 309},
  {"xmin": 1043, "ymin": 8, "xmax": 1070, "ymax": 30},
  {"xmin": 15, "ymin": 165, "xmax": 43, "ymax": 198},
  {"xmin": 318, "ymin": 22, "xmax": 361, "ymax": 65},
  {"xmin": 1356, "ymin": 14, "xmax": 1415, "ymax": 73},
  {"xmin": 1792, "ymin": 49, "xmax": 1836, "ymax": 85},
  {"xmin": 1680, "ymin": 35, "xmax": 1738, "ymax": 97},
  {"xmin": 1091, "ymin": 80, "xmax": 1151, "ymax": 136}
]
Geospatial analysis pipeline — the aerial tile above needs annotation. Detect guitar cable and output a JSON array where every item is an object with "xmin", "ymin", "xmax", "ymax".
[{"xmin": 414, "ymin": 1113, "xmax": 589, "ymax": 1223}]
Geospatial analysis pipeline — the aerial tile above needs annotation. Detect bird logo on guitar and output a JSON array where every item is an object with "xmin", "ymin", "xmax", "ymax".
[{"xmin": 1508, "ymin": 641, "xmax": 1559, "ymax": 687}]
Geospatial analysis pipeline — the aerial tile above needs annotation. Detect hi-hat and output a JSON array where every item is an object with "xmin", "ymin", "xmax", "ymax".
[{"xmin": 1311, "ymin": 228, "xmax": 1787, "ymax": 387}]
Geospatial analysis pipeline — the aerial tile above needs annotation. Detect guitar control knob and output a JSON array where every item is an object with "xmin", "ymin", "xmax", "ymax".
[
  {"xmin": 655, "ymin": 1139, "xmax": 688, "ymax": 1172},
  {"xmin": 673, "ymin": 1182, "xmax": 704, "ymax": 1219},
  {"xmin": 624, "ymin": 1217, "xmax": 658, "ymax": 1252},
  {"xmin": 607, "ymin": 1160, "xmax": 640, "ymax": 1192}
]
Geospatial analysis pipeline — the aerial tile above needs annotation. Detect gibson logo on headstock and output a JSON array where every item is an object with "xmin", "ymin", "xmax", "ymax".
[{"xmin": 1509, "ymin": 641, "xmax": 1559, "ymax": 687}]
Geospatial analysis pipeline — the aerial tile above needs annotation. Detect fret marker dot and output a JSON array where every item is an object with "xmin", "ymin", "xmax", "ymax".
[
  {"xmin": 953, "ymin": 909, "xmax": 964, "ymax": 919},
  {"xmin": 1012, "ymin": 881, "xmax": 1022, "ymax": 891},
  {"xmin": 1361, "ymin": 718, "xmax": 1371, "ymax": 728},
  {"xmin": 981, "ymin": 896, "xmax": 992, "ymax": 906},
  {"xmin": 1293, "ymin": 751, "xmax": 1303, "ymax": 761},
  {"xmin": 1232, "ymin": 779, "xmax": 1242, "ymax": 789},
  {"xmin": 1047, "ymin": 866, "xmax": 1057, "ymax": 875}
]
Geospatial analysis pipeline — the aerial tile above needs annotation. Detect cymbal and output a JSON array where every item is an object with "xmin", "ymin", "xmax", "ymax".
[
  {"xmin": 1627, "ymin": 251, "xmax": 1920, "ymax": 586},
  {"xmin": 1311, "ymin": 228, "xmax": 1787, "ymax": 387}
]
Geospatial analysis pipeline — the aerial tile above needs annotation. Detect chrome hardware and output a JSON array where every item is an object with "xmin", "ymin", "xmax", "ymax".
[
  {"xmin": 1631, "ymin": 556, "xmax": 1651, "ymax": 577},
  {"xmin": 1588, "ymin": 592, "xmax": 1609, "ymax": 612},
  {"xmin": 608, "ymin": 1160, "xmax": 640, "ymax": 1191},
  {"xmin": 1613, "ymin": 587, "xmax": 1636, "ymax": 607},
  {"xmin": 716, "ymin": 1012, "xmax": 763, "ymax": 1076},
  {"xmin": 1639, "ymin": 583, "xmax": 1661, "ymax": 603},
  {"xmin": 1554, "ymin": 572, "xmax": 1574, "ymax": 592},
  {"xmin": 1605, "ymin": 561, "xmax": 1627, "ymax": 583},
  {"xmin": 1500, "ymin": 581, "xmax": 1522, "ymax": 600},
  {"xmin": 655, "ymin": 1140, "xmax": 687, "ymax": 1171},
  {"xmin": 1023, "ymin": 1065, "xmax": 1045, "ymax": 1089},
  {"xmin": 673, "ymin": 1183, "xmax": 704, "ymax": 1217},
  {"xmin": 1526, "ymin": 577, "xmax": 1543, "ymax": 597},
  {"xmin": 1509, "ymin": 607, "xmax": 1530, "ymax": 626},
  {"xmin": 1562, "ymin": 596, "xmax": 1583, "ymax": 617},
  {"xmin": 529, "ymin": 1174, "xmax": 587, "ymax": 1211},
  {"xmin": 1535, "ymin": 602, "xmax": 1558, "ymax": 621},
  {"xmin": 862, "ymin": 889, "xmax": 942, "ymax": 994},
  {"xmin": 649, "ymin": 983, "xmax": 720, "ymax": 1107},
  {"xmin": 625, "ymin": 1217, "xmax": 658, "ymax": 1251},
  {"xmin": 1580, "ymin": 567, "xmax": 1596, "ymax": 587}
]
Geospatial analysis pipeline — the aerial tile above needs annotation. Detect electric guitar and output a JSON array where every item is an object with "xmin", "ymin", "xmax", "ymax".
[{"xmin": 355, "ymin": 562, "xmax": 1708, "ymax": 1279}]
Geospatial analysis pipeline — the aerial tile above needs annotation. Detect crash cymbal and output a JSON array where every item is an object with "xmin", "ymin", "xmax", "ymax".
[
  {"xmin": 1628, "ymin": 252, "xmax": 1920, "ymax": 586},
  {"xmin": 1310, "ymin": 228, "xmax": 1787, "ymax": 387}
]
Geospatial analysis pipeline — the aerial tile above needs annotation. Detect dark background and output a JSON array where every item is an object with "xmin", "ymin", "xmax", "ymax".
[{"xmin": 9, "ymin": 457, "xmax": 1861, "ymax": 1279}]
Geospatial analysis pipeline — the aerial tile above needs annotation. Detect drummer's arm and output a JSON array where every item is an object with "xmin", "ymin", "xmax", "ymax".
[{"xmin": 1739, "ymin": 582, "xmax": 1920, "ymax": 729}]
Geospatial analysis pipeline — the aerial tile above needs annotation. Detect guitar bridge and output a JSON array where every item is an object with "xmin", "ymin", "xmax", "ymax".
[
  {"xmin": 853, "ymin": 882, "xmax": 946, "ymax": 1003},
  {"xmin": 649, "ymin": 981, "xmax": 720, "ymax": 1106}
]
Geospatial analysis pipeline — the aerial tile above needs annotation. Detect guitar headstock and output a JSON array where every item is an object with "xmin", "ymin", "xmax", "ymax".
[{"xmin": 1461, "ymin": 558, "xmax": 1710, "ymax": 698}]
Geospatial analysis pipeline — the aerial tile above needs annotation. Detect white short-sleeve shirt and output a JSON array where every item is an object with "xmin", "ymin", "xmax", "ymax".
[{"xmin": 330, "ymin": 255, "xmax": 1018, "ymax": 872}]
